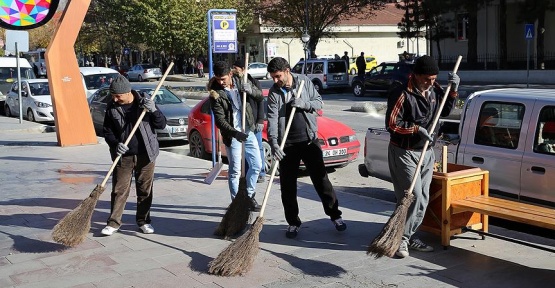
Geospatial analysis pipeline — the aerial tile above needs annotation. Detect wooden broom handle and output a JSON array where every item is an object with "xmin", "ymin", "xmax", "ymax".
[
  {"xmin": 259, "ymin": 80, "xmax": 306, "ymax": 217},
  {"xmin": 405, "ymin": 56, "xmax": 462, "ymax": 195},
  {"xmin": 99, "ymin": 62, "xmax": 175, "ymax": 188}
]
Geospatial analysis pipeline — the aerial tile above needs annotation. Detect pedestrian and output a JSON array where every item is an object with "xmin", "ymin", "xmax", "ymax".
[
  {"xmin": 197, "ymin": 59, "xmax": 205, "ymax": 78},
  {"xmin": 233, "ymin": 59, "xmax": 266, "ymax": 183},
  {"xmin": 266, "ymin": 57, "xmax": 347, "ymax": 239},
  {"xmin": 341, "ymin": 51, "xmax": 349, "ymax": 65},
  {"xmin": 356, "ymin": 52, "xmax": 366, "ymax": 78},
  {"xmin": 208, "ymin": 60, "xmax": 263, "ymax": 210},
  {"xmin": 385, "ymin": 55, "xmax": 460, "ymax": 258},
  {"xmin": 100, "ymin": 74, "xmax": 167, "ymax": 236}
]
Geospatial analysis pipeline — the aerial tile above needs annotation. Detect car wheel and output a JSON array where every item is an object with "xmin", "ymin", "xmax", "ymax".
[
  {"xmin": 352, "ymin": 81, "xmax": 365, "ymax": 97},
  {"xmin": 5, "ymin": 105, "xmax": 11, "ymax": 117},
  {"xmin": 189, "ymin": 130, "xmax": 208, "ymax": 159},
  {"xmin": 350, "ymin": 68, "xmax": 357, "ymax": 75},
  {"xmin": 262, "ymin": 141, "xmax": 279, "ymax": 176},
  {"xmin": 313, "ymin": 80, "xmax": 323, "ymax": 94},
  {"xmin": 138, "ymin": 75, "xmax": 143, "ymax": 82},
  {"xmin": 27, "ymin": 109, "xmax": 35, "ymax": 122}
]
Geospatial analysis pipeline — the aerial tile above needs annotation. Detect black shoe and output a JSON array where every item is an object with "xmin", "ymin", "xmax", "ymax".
[
  {"xmin": 250, "ymin": 197, "xmax": 261, "ymax": 212},
  {"xmin": 257, "ymin": 176, "xmax": 265, "ymax": 183},
  {"xmin": 332, "ymin": 217, "xmax": 347, "ymax": 231},
  {"xmin": 285, "ymin": 225, "xmax": 300, "ymax": 239}
]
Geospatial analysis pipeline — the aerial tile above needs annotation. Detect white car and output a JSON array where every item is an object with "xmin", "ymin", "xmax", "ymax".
[
  {"xmin": 126, "ymin": 64, "xmax": 162, "ymax": 82},
  {"xmin": 247, "ymin": 62, "xmax": 270, "ymax": 79},
  {"xmin": 4, "ymin": 79, "xmax": 54, "ymax": 123},
  {"xmin": 79, "ymin": 67, "xmax": 121, "ymax": 100}
]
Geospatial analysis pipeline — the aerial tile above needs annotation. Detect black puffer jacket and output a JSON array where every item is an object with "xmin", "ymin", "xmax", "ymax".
[{"xmin": 207, "ymin": 70, "xmax": 263, "ymax": 147}]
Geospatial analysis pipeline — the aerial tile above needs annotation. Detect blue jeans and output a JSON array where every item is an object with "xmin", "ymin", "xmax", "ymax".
[
  {"xmin": 255, "ymin": 131, "xmax": 265, "ymax": 177},
  {"xmin": 225, "ymin": 131, "xmax": 261, "ymax": 199}
]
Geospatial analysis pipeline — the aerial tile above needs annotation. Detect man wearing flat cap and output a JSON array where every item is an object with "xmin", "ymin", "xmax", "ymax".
[
  {"xmin": 385, "ymin": 55, "xmax": 460, "ymax": 258},
  {"xmin": 101, "ymin": 74, "xmax": 167, "ymax": 236}
]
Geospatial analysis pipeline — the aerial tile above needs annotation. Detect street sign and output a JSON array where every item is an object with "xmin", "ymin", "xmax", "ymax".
[
  {"xmin": 525, "ymin": 24, "xmax": 534, "ymax": 40},
  {"xmin": 212, "ymin": 13, "xmax": 237, "ymax": 53}
]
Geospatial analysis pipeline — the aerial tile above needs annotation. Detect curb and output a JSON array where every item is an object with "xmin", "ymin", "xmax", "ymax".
[
  {"xmin": 350, "ymin": 102, "xmax": 387, "ymax": 114},
  {"xmin": 0, "ymin": 124, "xmax": 56, "ymax": 134}
]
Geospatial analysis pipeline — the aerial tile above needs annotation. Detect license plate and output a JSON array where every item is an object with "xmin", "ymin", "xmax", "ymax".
[
  {"xmin": 172, "ymin": 126, "xmax": 186, "ymax": 133},
  {"xmin": 333, "ymin": 75, "xmax": 341, "ymax": 80},
  {"xmin": 323, "ymin": 148, "xmax": 347, "ymax": 158}
]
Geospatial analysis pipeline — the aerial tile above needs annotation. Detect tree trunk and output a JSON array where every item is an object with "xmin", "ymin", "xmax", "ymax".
[
  {"xmin": 499, "ymin": 0, "xmax": 508, "ymax": 69},
  {"xmin": 467, "ymin": 4, "xmax": 479, "ymax": 68}
]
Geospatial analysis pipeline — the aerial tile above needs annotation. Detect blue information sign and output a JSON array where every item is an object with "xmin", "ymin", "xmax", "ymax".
[
  {"xmin": 212, "ymin": 14, "xmax": 237, "ymax": 53},
  {"xmin": 525, "ymin": 24, "xmax": 534, "ymax": 40}
]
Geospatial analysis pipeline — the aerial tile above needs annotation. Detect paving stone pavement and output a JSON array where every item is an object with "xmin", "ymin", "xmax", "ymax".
[{"xmin": 0, "ymin": 116, "xmax": 554, "ymax": 288}]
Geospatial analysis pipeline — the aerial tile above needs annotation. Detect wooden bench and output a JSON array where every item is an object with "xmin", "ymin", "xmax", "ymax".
[{"xmin": 451, "ymin": 195, "xmax": 555, "ymax": 231}]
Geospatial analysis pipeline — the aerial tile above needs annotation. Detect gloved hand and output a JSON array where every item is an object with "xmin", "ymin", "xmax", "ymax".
[
  {"xmin": 448, "ymin": 72, "xmax": 460, "ymax": 92},
  {"xmin": 255, "ymin": 123, "xmax": 264, "ymax": 133},
  {"xmin": 240, "ymin": 82, "xmax": 253, "ymax": 95},
  {"xmin": 417, "ymin": 126, "xmax": 433, "ymax": 142},
  {"xmin": 140, "ymin": 97, "xmax": 157, "ymax": 113},
  {"xmin": 233, "ymin": 131, "xmax": 248, "ymax": 142},
  {"xmin": 117, "ymin": 143, "xmax": 129, "ymax": 156},
  {"xmin": 291, "ymin": 97, "xmax": 310, "ymax": 110},
  {"xmin": 271, "ymin": 143, "xmax": 286, "ymax": 161}
]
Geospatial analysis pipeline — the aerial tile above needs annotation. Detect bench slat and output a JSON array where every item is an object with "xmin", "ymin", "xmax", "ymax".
[{"xmin": 452, "ymin": 195, "xmax": 555, "ymax": 230}]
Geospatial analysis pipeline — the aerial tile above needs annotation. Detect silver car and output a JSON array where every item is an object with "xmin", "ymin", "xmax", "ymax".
[
  {"xmin": 88, "ymin": 84, "xmax": 191, "ymax": 141},
  {"xmin": 126, "ymin": 64, "xmax": 162, "ymax": 82}
]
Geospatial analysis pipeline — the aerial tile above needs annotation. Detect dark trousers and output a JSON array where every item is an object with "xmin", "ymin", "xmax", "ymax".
[
  {"xmin": 107, "ymin": 154, "xmax": 155, "ymax": 228},
  {"xmin": 279, "ymin": 141, "xmax": 342, "ymax": 226}
]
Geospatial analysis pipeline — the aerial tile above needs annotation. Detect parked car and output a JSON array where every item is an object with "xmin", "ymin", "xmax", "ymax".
[
  {"xmin": 126, "ymin": 64, "xmax": 162, "ymax": 82},
  {"xmin": 247, "ymin": 62, "xmax": 270, "ymax": 79},
  {"xmin": 88, "ymin": 84, "xmax": 191, "ymax": 142},
  {"xmin": 4, "ymin": 79, "xmax": 53, "ymax": 123},
  {"xmin": 351, "ymin": 61, "xmax": 414, "ymax": 97},
  {"xmin": 359, "ymin": 88, "xmax": 555, "ymax": 206},
  {"xmin": 187, "ymin": 90, "xmax": 360, "ymax": 173},
  {"xmin": 0, "ymin": 57, "xmax": 36, "ymax": 115},
  {"xmin": 79, "ymin": 67, "xmax": 120, "ymax": 100},
  {"xmin": 348, "ymin": 55, "xmax": 378, "ymax": 75},
  {"xmin": 291, "ymin": 58, "xmax": 350, "ymax": 93}
]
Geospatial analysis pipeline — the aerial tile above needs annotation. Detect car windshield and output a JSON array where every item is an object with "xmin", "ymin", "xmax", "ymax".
[
  {"xmin": 139, "ymin": 89, "xmax": 182, "ymax": 105},
  {"xmin": 29, "ymin": 82, "xmax": 50, "ymax": 95},
  {"xmin": 0, "ymin": 67, "xmax": 35, "ymax": 81},
  {"xmin": 141, "ymin": 64, "xmax": 158, "ymax": 69},
  {"xmin": 83, "ymin": 73, "xmax": 120, "ymax": 90}
]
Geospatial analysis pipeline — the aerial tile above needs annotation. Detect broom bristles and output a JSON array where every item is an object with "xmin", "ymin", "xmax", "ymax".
[
  {"xmin": 208, "ymin": 216, "xmax": 264, "ymax": 276},
  {"xmin": 214, "ymin": 177, "xmax": 251, "ymax": 238},
  {"xmin": 367, "ymin": 192, "xmax": 414, "ymax": 258},
  {"xmin": 52, "ymin": 184, "xmax": 104, "ymax": 247}
]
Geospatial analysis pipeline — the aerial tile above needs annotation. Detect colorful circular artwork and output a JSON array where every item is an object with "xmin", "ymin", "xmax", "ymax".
[{"xmin": 0, "ymin": 0, "xmax": 59, "ymax": 30}]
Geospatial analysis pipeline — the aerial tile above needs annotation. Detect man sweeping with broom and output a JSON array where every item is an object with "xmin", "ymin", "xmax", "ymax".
[
  {"xmin": 101, "ymin": 74, "xmax": 167, "ymax": 236},
  {"xmin": 384, "ymin": 55, "xmax": 460, "ymax": 258},
  {"xmin": 208, "ymin": 60, "xmax": 263, "ymax": 211}
]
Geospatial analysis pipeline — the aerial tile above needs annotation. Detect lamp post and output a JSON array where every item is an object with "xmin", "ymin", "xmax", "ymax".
[{"xmin": 301, "ymin": 32, "xmax": 310, "ymax": 74}]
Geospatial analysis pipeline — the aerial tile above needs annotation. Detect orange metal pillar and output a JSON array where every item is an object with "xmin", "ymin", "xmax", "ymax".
[{"xmin": 45, "ymin": 0, "xmax": 97, "ymax": 147}]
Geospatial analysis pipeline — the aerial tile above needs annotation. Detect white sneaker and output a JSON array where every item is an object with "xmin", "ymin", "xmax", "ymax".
[
  {"xmin": 101, "ymin": 226, "xmax": 118, "ymax": 236},
  {"xmin": 395, "ymin": 241, "xmax": 409, "ymax": 258},
  {"xmin": 139, "ymin": 224, "xmax": 154, "ymax": 234}
]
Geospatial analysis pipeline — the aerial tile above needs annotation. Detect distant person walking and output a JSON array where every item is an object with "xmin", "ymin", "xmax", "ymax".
[
  {"xmin": 341, "ymin": 51, "xmax": 349, "ymax": 65},
  {"xmin": 197, "ymin": 59, "xmax": 204, "ymax": 78},
  {"xmin": 356, "ymin": 52, "xmax": 366, "ymax": 78}
]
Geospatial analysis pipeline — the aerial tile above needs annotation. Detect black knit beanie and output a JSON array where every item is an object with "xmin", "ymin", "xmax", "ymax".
[
  {"xmin": 233, "ymin": 59, "xmax": 245, "ymax": 69},
  {"xmin": 413, "ymin": 55, "xmax": 439, "ymax": 75},
  {"xmin": 110, "ymin": 74, "xmax": 131, "ymax": 94}
]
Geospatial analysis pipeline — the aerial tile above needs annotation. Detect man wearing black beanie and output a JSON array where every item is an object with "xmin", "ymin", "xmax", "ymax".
[{"xmin": 385, "ymin": 55, "xmax": 460, "ymax": 258}]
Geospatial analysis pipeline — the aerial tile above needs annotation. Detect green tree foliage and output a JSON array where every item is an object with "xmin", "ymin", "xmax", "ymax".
[
  {"xmin": 79, "ymin": 0, "xmax": 257, "ymax": 64},
  {"xmin": 258, "ymin": 0, "xmax": 384, "ymax": 59}
]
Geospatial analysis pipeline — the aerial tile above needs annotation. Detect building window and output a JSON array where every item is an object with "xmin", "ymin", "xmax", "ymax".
[{"xmin": 457, "ymin": 13, "xmax": 469, "ymax": 41}]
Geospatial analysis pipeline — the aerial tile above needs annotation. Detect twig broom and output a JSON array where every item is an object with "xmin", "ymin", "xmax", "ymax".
[
  {"xmin": 52, "ymin": 62, "xmax": 175, "ymax": 247},
  {"xmin": 367, "ymin": 56, "xmax": 462, "ymax": 258},
  {"xmin": 214, "ymin": 55, "xmax": 255, "ymax": 238},
  {"xmin": 208, "ymin": 80, "xmax": 306, "ymax": 276}
]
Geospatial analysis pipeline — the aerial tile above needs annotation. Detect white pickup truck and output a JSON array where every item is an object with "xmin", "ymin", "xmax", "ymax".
[{"xmin": 359, "ymin": 88, "xmax": 555, "ymax": 206}]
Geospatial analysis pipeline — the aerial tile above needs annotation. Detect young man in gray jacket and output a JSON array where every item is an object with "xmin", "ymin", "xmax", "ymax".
[{"xmin": 266, "ymin": 57, "xmax": 346, "ymax": 239}]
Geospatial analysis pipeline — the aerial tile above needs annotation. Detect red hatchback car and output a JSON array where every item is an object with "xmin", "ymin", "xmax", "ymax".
[{"xmin": 187, "ymin": 90, "xmax": 360, "ymax": 172}]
